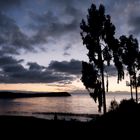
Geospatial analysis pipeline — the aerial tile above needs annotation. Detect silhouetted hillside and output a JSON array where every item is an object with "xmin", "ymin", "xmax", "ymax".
[{"xmin": 0, "ymin": 91, "xmax": 71, "ymax": 99}]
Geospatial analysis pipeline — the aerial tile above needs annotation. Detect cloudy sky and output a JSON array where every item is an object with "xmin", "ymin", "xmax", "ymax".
[{"xmin": 0, "ymin": 0, "xmax": 140, "ymax": 92}]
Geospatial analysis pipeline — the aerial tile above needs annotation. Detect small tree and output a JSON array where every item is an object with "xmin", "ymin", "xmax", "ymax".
[{"xmin": 109, "ymin": 99, "xmax": 119, "ymax": 111}]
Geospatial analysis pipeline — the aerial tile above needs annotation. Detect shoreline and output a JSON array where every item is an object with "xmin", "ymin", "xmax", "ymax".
[{"xmin": 2, "ymin": 111, "xmax": 100, "ymax": 122}]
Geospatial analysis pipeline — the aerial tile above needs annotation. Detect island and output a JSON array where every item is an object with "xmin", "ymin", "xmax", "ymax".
[{"xmin": 0, "ymin": 91, "xmax": 71, "ymax": 99}]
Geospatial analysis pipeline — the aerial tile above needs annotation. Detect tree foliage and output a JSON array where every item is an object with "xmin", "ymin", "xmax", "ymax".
[
  {"xmin": 81, "ymin": 61, "xmax": 103, "ymax": 112},
  {"xmin": 80, "ymin": 3, "xmax": 140, "ymax": 112},
  {"xmin": 80, "ymin": 4, "xmax": 125, "ymax": 113},
  {"xmin": 120, "ymin": 35, "xmax": 139, "ymax": 101}
]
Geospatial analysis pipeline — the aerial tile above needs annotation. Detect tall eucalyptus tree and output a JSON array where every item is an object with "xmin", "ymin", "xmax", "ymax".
[{"xmin": 80, "ymin": 4, "xmax": 124, "ymax": 113}]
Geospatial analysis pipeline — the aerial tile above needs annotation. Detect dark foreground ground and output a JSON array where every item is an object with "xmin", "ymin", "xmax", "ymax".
[{"xmin": 0, "ymin": 99, "xmax": 140, "ymax": 138}]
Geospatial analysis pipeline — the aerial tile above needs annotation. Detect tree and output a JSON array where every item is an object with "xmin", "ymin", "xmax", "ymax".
[
  {"xmin": 80, "ymin": 4, "xmax": 124, "ymax": 114},
  {"xmin": 120, "ymin": 35, "xmax": 139, "ymax": 102},
  {"xmin": 81, "ymin": 61, "xmax": 103, "ymax": 112}
]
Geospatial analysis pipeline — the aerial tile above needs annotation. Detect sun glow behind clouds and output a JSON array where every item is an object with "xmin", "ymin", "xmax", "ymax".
[
  {"xmin": 0, "ymin": 83, "xmax": 63, "ymax": 92},
  {"xmin": 0, "ymin": 77, "xmax": 130, "ymax": 93},
  {"xmin": 0, "ymin": 80, "xmax": 85, "ymax": 92}
]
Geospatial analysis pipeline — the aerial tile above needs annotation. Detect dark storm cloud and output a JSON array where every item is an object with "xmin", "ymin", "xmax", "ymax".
[
  {"xmin": 128, "ymin": 16, "xmax": 140, "ymax": 35},
  {"xmin": 0, "ymin": 56, "xmax": 75, "ymax": 83},
  {"xmin": 104, "ymin": 0, "xmax": 140, "ymax": 36},
  {"xmin": 6, "ymin": 69, "xmax": 74, "ymax": 83},
  {"xmin": 64, "ymin": 44, "xmax": 72, "ymax": 51},
  {"xmin": 0, "ymin": 0, "xmax": 91, "ymax": 55},
  {"xmin": 0, "ymin": 0, "xmax": 139, "ymax": 57},
  {"xmin": 0, "ymin": 46, "xmax": 19, "ymax": 55},
  {"xmin": 63, "ymin": 44, "xmax": 71, "ymax": 56},
  {"xmin": 28, "ymin": 0, "xmax": 140, "ymax": 48},
  {"xmin": 48, "ymin": 59, "xmax": 81, "ymax": 75},
  {"xmin": 29, "ymin": 2, "xmax": 84, "ymax": 44},
  {"xmin": 29, "ymin": 11, "xmax": 79, "ymax": 42},
  {"xmin": 27, "ymin": 62, "xmax": 46, "ymax": 70},
  {"xmin": 48, "ymin": 59, "xmax": 119, "ymax": 77},
  {"xmin": 104, "ymin": 65, "xmax": 117, "ymax": 77},
  {"xmin": 0, "ymin": 0, "xmax": 21, "ymax": 10},
  {"xmin": 63, "ymin": 52, "xmax": 70, "ymax": 56},
  {"xmin": 2, "ymin": 64, "xmax": 25, "ymax": 73},
  {"xmin": 47, "ymin": 0, "xmax": 91, "ymax": 7},
  {"xmin": 0, "ymin": 56, "xmax": 119, "ymax": 83},
  {"xmin": 109, "ymin": 0, "xmax": 139, "ymax": 5},
  {"xmin": 0, "ymin": 12, "xmax": 33, "ymax": 54},
  {"xmin": 0, "ymin": 56, "xmax": 23, "ymax": 66}
]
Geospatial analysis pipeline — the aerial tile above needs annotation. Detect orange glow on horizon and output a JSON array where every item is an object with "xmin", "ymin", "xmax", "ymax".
[
  {"xmin": 0, "ymin": 78, "xmax": 132, "ymax": 93},
  {"xmin": 0, "ymin": 83, "xmax": 63, "ymax": 92}
]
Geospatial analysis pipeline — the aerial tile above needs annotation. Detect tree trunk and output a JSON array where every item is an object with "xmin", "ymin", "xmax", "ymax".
[
  {"xmin": 101, "ymin": 65, "xmax": 106, "ymax": 114},
  {"xmin": 130, "ymin": 77, "xmax": 133, "ymax": 99},
  {"xmin": 99, "ymin": 45, "xmax": 106, "ymax": 114},
  {"xmin": 135, "ymin": 86, "xmax": 138, "ymax": 103},
  {"xmin": 130, "ymin": 85, "xmax": 133, "ymax": 99},
  {"xmin": 134, "ymin": 72, "xmax": 138, "ymax": 103}
]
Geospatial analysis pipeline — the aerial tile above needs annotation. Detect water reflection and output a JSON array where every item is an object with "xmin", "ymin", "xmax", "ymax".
[
  {"xmin": 0, "ymin": 99, "xmax": 24, "ymax": 114},
  {"xmin": 0, "ymin": 94, "xmax": 98, "ymax": 115},
  {"xmin": 0, "ymin": 93, "xmax": 130, "ymax": 121}
]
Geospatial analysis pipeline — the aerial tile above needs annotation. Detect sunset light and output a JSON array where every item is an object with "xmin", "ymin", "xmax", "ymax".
[{"xmin": 0, "ymin": 0, "xmax": 139, "ymax": 135}]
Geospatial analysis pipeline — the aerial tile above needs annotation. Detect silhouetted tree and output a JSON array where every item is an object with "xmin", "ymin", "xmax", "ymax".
[
  {"xmin": 120, "ymin": 35, "xmax": 139, "ymax": 102},
  {"xmin": 81, "ymin": 61, "xmax": 103, "ymax": 112},
  {"xmin": 80, "ymin": 4, "xmax": 124, "ymax": 113}
]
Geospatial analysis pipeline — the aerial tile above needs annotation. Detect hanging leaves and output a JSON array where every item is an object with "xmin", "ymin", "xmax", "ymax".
[
  {"xmin": 90, "ymin": 81, "xmax": 103, "ymax": 112},
  {"xmin": 81, "ymin": 61, "xmax": 98, "ymax": 89},
  {"xmin": 103, "ymin": 47, "xmax": 112, "ymax": 66}
]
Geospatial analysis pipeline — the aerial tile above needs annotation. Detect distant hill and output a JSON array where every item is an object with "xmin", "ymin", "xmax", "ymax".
[{"xmin": 0, "ymin": 91, "xmax": 71, "ymax": 99}]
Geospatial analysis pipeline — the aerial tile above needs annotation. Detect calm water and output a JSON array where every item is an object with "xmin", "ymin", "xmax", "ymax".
[{"xmin": 0, "ymin": 92, "xmax": 131, "ymax": 121}]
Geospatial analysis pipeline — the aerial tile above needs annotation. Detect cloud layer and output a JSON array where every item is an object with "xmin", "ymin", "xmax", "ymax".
[
  {"xmin": 0, "ymin": 0, "xmax": 139, "ymax": 86},
  {"xmin": 0, "ymin": 56, "xmax": 80, "ymax": 83},
  {"xmin": 0, "ymin": 0, "xmax": 21, "ymax": 10},
  {"xmin": 0, "ymin": 12, "xmax": 32, "ymax": 55},
  {"xmin": 48, "ymin": 59, "xmax": 82, "ymax": 75},
  {"xmin": 0, "ymin": 0, "xmax": 140, "ymax": 56},
  {"xmin": 0, "ymin": 55, "xmax": 118, "ymax": 84}
]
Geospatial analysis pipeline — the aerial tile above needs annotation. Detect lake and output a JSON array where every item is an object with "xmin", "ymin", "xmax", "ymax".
[{"xmin": 0, "ymin": 92, "xmax": 132, "ymax": 121}]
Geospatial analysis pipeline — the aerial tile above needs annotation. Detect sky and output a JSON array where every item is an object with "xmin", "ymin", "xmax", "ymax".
[{"xmin": 0, "ymin": 0, "xmax": 140, "ymax": 92}]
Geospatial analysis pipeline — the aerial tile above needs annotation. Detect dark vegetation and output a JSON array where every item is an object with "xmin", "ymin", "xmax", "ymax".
[
  {"xmin": 81, "ymin": 3, "xmax": 140, "ymax": 114},
  {"xmin": 95, "ymin": 99, "xmax": 140, "ymax": 129}
]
